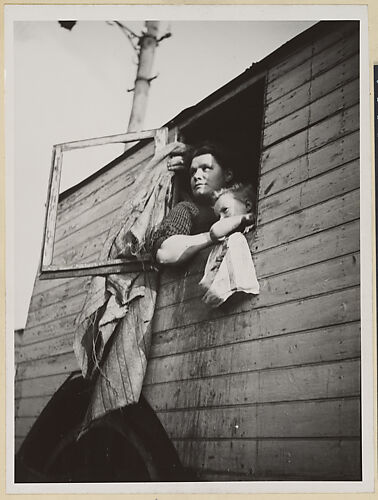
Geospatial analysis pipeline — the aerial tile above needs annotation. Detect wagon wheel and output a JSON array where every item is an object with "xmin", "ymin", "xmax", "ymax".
[{"xmin": 42, "ymin": 415, "xmax": 158, "ymax": 482}]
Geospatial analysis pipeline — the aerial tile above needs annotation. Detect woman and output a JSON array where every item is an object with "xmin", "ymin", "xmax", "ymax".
[{"xmin": 151, "ymin": 141, "xmax": 254, "ymax": 265}]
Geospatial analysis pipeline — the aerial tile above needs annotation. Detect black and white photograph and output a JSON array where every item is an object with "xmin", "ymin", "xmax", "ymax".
[{"xmin": 5, "ymin": 3, "xmax": 374, "ymax": 494}]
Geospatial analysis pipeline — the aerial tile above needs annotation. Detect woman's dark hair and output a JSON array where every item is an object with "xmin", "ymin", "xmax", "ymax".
[
  {"xmin": 185, "ymin": 141, "xmax": 238, "ymax": 175},
  {"xmin": 176, "ymin": 140, "xmax": 249, "ymax": 200}
]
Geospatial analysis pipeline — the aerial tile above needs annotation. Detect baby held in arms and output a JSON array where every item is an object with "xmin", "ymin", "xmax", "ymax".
[{"xmin": 200, "ymin": 183, "xmax": 260, "ymax": 307}]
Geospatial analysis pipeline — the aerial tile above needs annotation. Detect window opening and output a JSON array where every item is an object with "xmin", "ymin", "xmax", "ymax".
[
  {"xmin": 40, "ymin": 127, "xmax": 168, "ymax": 279},
  {"xmin": 176, "ymin": 77, "xmax": 265, "ymax": 204}
]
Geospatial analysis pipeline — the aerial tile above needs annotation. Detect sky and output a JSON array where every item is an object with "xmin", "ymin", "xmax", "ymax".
[{"xmin": 12, "ymin": 18, "xmax": 316, "ymax": 329}]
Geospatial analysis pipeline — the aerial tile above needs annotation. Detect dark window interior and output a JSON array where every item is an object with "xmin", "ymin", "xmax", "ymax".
[{"xmin": 178, "ymin": 77, "xmax": 265, "ymax": 199}]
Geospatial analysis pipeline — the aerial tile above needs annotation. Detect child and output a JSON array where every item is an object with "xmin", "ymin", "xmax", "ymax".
[
  {"xmin": 199, "ymin": 183, "xmax": 259, "ymax": 307},
  {"xmin": 210, "ymin": 182, "xmax": 256, "ymax": 239}
]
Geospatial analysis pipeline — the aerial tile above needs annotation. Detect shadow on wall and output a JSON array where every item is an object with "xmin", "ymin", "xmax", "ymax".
[{"xmin": 15, "ymin": 372, "xmax": 191, "ymax": 482}]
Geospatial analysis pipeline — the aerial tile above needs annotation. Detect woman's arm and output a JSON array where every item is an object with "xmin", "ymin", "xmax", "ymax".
[
  {"xmin": 150, "ymin": 201, "xmax": 209, "ymax": 265},
  {"xmin": 156, "ymin": 213, "xmax": 254, "ymax": 265},
  {"xmin": 156, "ymin": 232, "xmax": 213, "ymax": 265},
  {"xmin": 154, "ymin": 213, "xmax": 254, "ymax": 265}
]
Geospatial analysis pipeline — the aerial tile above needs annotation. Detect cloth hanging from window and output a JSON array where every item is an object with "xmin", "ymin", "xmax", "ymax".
[
  {"xmin": 199, "ymin": 231, "xmax": 260, "ymax": 307},
  {"xmin": 74, "ymin": 143, "xmax": 176, "ymax": 431}
]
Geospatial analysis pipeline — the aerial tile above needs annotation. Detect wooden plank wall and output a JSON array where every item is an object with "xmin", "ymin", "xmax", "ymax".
[
  {"xmin": 15, "ymin": 21, "xmax": 360, "ymax": 481},
  {"xmin": 144, "ymin": 22, "xmax": 360, "ymax": 480},
  {"xmin": 14, "ymin": 143, "xmax": 156, "ymax": 452}
]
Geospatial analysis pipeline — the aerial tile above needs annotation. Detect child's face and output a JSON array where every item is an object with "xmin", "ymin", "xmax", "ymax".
[{"xmin": 213, "ymin": 192, "xmax": 249, "ymax": 219}]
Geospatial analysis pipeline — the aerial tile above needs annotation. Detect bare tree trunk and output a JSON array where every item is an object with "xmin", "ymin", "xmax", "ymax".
[{"xmin": 127, "ymin": 21, "xmax": 159, "ymax": 133}]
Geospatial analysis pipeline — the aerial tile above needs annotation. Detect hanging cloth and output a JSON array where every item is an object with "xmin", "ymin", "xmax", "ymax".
[
  {"xmin": 74, "ymin": 143, "xmax": 177, "ymax": 431},
  {"xmin": 199, "ymin": 231, "xmax": 260, "ymax": 307}
]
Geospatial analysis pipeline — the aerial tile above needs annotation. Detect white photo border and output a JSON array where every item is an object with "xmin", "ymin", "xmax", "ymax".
[{"xmin": 5, "ymin": 3, "xmax": 373, "ymax": 495}]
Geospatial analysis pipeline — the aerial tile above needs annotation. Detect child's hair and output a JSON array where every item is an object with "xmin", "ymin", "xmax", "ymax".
[{"xmin": 212, "ymin": 182, "xmax": 256, "ymax": 213}]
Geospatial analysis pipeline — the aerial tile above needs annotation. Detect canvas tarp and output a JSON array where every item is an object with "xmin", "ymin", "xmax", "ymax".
[{"xmin": 74, "ymin": 142, "xmax": 178, "ymax": 430}]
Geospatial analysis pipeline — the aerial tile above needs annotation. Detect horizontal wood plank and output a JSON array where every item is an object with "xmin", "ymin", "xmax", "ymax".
[
  {"xmin": 253, "ymin": 189, "xmax": 359, "ymax": 253},
  {"xmin": 57, "ymin": 143, "xmax": 154, "ymax": 215},
  {"xmin": 160, "ymin": 190, "xmax": 359, "ymax": 288},
  {"xmin": 257, "ymin": 159, "xmax": 359, "ymax": 225},
  {"xmin": 266, "ymin": 33, "xmax": 358, "ymax": 104},
  {"xmin": 260, "ymin": 104, "xmax": 359, "ymax": 173},
  {"xmin": 55, "ymin": 153, "xmax": 155, "ymax": 245},
  {"xmin": 264, "ymin": 78, "xmax": 359, "ymax": 147},
  {"xmin": 175, "ymin": 438, "xmax": 360, "ymax": 480},
  {"xmin": 15, "ymin": 395, "xmax": 51, "ymax": 419},
  {"xmin": 29, "ymin": 186, "xmax": 360, "ymax": 339},
  {"xmin": 29, "ymin": 276, "xmax": 90, "ymax": 313},
  {"xmin": 151, "ymin": 287, "xmax": 360, "ymax": 357},
  {"xmin": 268, "ymin": 22, "xmax": 358, "ymax": 83},
  {"xmin": 55, "ymin": 224, "xmax": 135, "ymax": 266},
  {"xmin": 15, "ymin": 352, "xmax": 78, "ymax": 384},
  {"xmin": 252, "ymin": 220, "xmax": 359, "ymax": 278},
  {"xmin": 309, "ymin": 105, "xmax": 359, "ymax": 151},
  {"xmin": 15, "ymin": 437, "xmax": 24, "ymax": 454},
  {"xmin": 144, "ymin": 221, "xmax": 361, "ymax": 308},
  {"xmin": 255, "ymin": 398, "xmax": 360, "ymax": 439},
  {"xmin": 265, "ymin": 54, "xmax": 359, "ymax": 127},
  {"xmin": 145, "ymin": 322, "xmax": 360, "ymax": 385},
  {"xmin": 22, "ymin": 312, "xmax": 77, "ymax": 345},
  {"xmin": 158, "ymin": 170, "xmax": 361, "ymax": 299},
  {"xmin": 15, "ymin": 416, "xmax": 37, "ymax": 439},
  {"xmin": 157, "ymin": 237, "xmax": 360, "ymax": 310},
  {"xmin": 21, "ymin": 220, "xmax": 359, "ymax": 364},
  {"xmin": 55, "ymin": 147, "xmax": 157, "ymax": 248},
  {"xmin": 16, "ymin": 285, "xmax": 360, "ymax": 389},
  {"xmin": 18, "ymin": 333, "xmax": 74, "ymax": 363},
  {"xmin": 158, "ymin": 397, "xmax": 360, "ymax": 439},
  {"xmin": 52, "ymin": 228, "xmax": 107, "ymax": 265},
  {"xmin": 54, "ymin": 150, "xmax": 167, "ymax": 258},
  {"xmin": 26, "ymin": 291, "xmax": 86, "ymax": 332},
  {"xmin": 20, "ymin": 255, "xmax": 358, "ymax": 380},
  {"xmin": 53, "ymin": 206, "xmax": 121, "ymax": 260},
  {"xmin": 174, "ymin": 439, "xmax": 258, "ymax": 478},
  {"xmin": 153, "ymin": 251, "xmax": 360, "ymax": 332},
  {"xmin": 17, "ymin": 359, "xmax": 360, "ymax": 421},
  {"xmin": 15, "ymin": 373, "xmax": 69, "ymax": 400},
  {"xmin": 143, "ymin": 359, "xmax": 360, "ymax": 411},
  {"xmin": 159, "ymin": 217, "xmax": 359, "ymax": 287},
  {"xmin": 56, "ymin": 183, "xmax": 134, "ymax": 243},
  {"xmin": 17, "ymin": 319, "xmax": 360, "ymax": 394},
  {"xmin": 253, "ymin": 438, "xmax": 360, "ymax": 480},
  {"xmin": 29, "ymin": 273, "xmax": 80, "ymax": 296},
  {"xmin": 19, "ymin": 222, "xmax": 361, "ymax": 363},
  {"xmin": 259, "ymin": 130, "xmax": 359, "ymax": 197}
]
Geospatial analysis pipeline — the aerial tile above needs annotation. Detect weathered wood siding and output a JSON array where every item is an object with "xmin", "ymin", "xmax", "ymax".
[
  {"xmin": 144, "ymin": 22, "xmax": 360, "ymax": 480},
  {"xmin": 15, "ymin": 21, "xmax": 360, "ymax": 481},
  {"xmin": 14, "ymin": 143, "xmax": 156, "ymax": 451}
]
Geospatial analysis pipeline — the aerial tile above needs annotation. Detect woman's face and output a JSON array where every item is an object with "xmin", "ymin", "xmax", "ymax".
[{"xmin": 190, "ymin": 153, "xmax": 232, "ymax": 201}]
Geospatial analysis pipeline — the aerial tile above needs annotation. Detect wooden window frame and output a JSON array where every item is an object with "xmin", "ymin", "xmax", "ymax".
[{"xmin": 39, "ymin": 128, "xmax": 169, "ymax": 280}]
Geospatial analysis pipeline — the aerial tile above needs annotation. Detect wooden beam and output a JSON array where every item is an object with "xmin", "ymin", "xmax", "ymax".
[
  {"xmin": 40, "ymin": 127, "xmax": 167, "ymax": 279},
  {"xmin": 58, "ymin": 129, "xmax": 158, "ymax": 152},
  {"xmin": 41, "ymin": 146, "xmax": 63, "ymax": 267},
  {"xmin": 40, "ymin": 256, "xmax": 154, "ymax": 280}
]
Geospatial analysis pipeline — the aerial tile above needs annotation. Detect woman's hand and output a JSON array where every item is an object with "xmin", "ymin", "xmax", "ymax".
[
  {"xmin": 210, "ymin": 214, "xmax": 254, "ymax": 241},
  {"xmin": 167, "ymin": 141, "xmax": 188, "ymax": 172}
]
